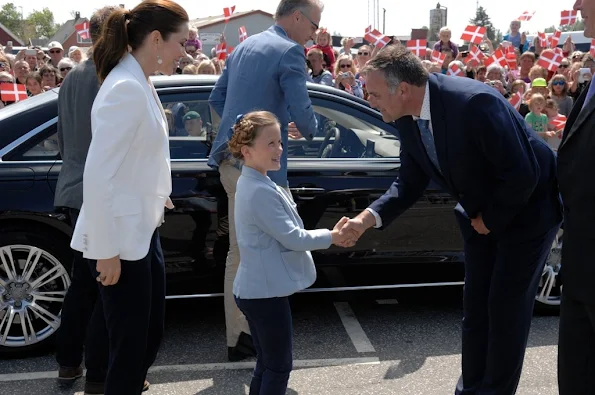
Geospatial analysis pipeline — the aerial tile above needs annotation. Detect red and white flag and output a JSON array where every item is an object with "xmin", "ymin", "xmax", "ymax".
[
  {"xmin": 223, "ymin": 6, "xmax": 236, "ymax": 22},
  {"xmin": 518, "ymin": 11, "xmax": 535, "ymax": 21},
  {"xmin": 461, "ymin": 25, "xmax": 486, "ymax": 44},
  {"xmin": 431, "ymin": 50, "xmax": 446, "ymax": 64},
  {"xmin": 484, "ymin": 49, "xmax": 507, "ymax": 68},
  {"xmin": 549, "ymin": 29, "xmax": 562, "ymax": 48},
  {"xmin": 554, "ymin": 47, "xmax": 564, "ymax": 57},
  {"xmin": 464, "ymin": 45, "xmax": 486, "ymax": 65},
  {"xmin": 538, "ymin": 32, "xmax": 548, "ymax": 48},
  {"xmin": 365, "ymin": 28, "xmax": 390, "ymax": 48},
  {"xmin": 506, "ymin": 52, "xmax": 518, "ymax": 70},
  {"xmin": 238, "ymin": 26, "xmax": 248, "ymax": 42},
  {"xmin": 75, "ymin": 21, "xmax": 90, "ymax": 40},
  {"xmin": 549, "ymin": 115, "xmax": 567, "ymax": 132},
  {"xmin": 560, "ymin": 10, "xmax": 578, "ymax": 26},
  {"xmin": 406, "ymin": 39, "xmax": 427, "ymax": 57},
  {"xmin": 537, "ymin": 50, "xmax": 563, "ymax": 72},
  {"xmin": 0, "ymin": 82, "xmax": 27, "ymax": 102},
  {"xmin": 447, "ymin": 63, "xmax": 464, "ymax": 77},
  {"xmin": 216, "ymin": 42, "xmax": 227, "ymax": 60},
  {"xmin": 509, "ymin": 92, "xmax": 522, "ymax": 110},
  {"xmin": 590, "ymin": 39, "xmax": 595, "ymax": 57}
]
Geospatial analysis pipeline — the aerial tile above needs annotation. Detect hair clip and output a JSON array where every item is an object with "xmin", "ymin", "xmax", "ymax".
[{"xmin": 235, "ymin": 113, "xmax": 245, "ymax": 124}]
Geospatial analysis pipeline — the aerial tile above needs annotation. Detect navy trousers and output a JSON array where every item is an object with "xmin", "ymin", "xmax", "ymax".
[
  {"xmin": 56, "ymin": 208, "xmax": 108, "ymax": 383},
  {"xmin": 235, "ymin": 296, "xmax": 293, "ymax": 395},
  {"xmin": 455, "ymin": 225, "xmax": 560, "ymax": 395},
  {"xmin": 88, "ymin": 230, "xmax": 166, "ymax": 395}
]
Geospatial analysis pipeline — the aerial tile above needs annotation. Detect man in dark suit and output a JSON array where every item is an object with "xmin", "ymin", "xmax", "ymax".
[
  {"xmin": 556, "ymin": 2, "xmax": 595, "ymax": 393},
  {"xmin": 340, "ymin": 46, "xmax": 562, "ymax": 394}
]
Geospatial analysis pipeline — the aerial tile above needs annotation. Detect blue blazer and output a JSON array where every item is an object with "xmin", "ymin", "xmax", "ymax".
[
  {"xmin": 208, "ymin": 25, "xmax": 318, "ymax": 187},
  {"xmin": 369, "ymin": 73, "xmax": 562, "ymax": 241},
  {"xmin": 233, "ymin": 166, "xmax": 332, "ymax": 299}
]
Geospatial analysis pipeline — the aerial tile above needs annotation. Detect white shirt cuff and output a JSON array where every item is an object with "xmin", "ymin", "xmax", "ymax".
[{"xmin": 365, "ymin": 208, "xmax": 382, "ymax": 228}]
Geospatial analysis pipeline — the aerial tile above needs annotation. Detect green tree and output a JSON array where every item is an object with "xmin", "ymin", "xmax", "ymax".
[
  {"xmin": 468, "ymin": 6, "xmax": 496, "ymax": 41},
  {"xmin": 0, "ymin": 3, "xmax": 23, "ymax": 38},
  {"xmin": 27, "ymin": 8, "xmax": 59, "ymax": 39},
  {"xmin": 542, "ymin": 18, "xmax": 585, "ymax": 33}
]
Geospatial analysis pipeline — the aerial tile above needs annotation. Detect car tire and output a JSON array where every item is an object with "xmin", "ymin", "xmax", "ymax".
[
  {"xmin": 0, "ymin": 226, "xmax": 72, "ymax": 357},
  {"xmin": 534, "ymin": 228, "xmax": 563, "ymax": 315}
]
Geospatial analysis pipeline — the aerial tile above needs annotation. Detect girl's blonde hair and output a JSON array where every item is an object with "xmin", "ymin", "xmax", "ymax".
[
  {"xmin": 315, "ymin": 28, "xmax": 331, "ymax": 45},
  {"xmin": 511, "ymin": 79, "xmax": 527, "ymax": 94},
  {"xmin": 528, "ymin": 93, "xmax": 546, "ymax": 108},
  {"xmin": 334, "ymin": 54, "xmax": 356, "ymax": 76},
  {"xmin": 228, "ymin": 111, "xmax": 280, "ymax": 159},
  {"xmin": 197, "ymin": 60, "xmax": 216, "ymax": 74}
]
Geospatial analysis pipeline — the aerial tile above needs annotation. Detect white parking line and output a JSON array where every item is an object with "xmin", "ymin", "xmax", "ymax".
[
  {"xmin": 333, "ymin": 302, "xmax": 376, "ymax": 353},
  {"xmin": 0, "ymin": 357, "xmax": 380, "ymax": 382},
  {"xmin": 376, "ymin": 299, "xmax": 399, "ymax": 305}
]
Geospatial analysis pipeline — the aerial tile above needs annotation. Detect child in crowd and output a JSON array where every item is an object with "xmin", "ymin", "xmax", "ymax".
[
  {"xmin": 510, "ymin": 79, "xmax": 527, "ymax": 95},
  {"xmin": 525, "ymin": 93, "xmax": 554, "ymax": 140},
  {"xmin": 310, "ymin": 28, "xmax": 336, "ymax": 70},
  {"xmin": 185, "ymin": 26, "xmax": 202, "ymax": 52},
  {"xmin": 544, "ymin": 99, "xmax": 566, "ymax": 150}
]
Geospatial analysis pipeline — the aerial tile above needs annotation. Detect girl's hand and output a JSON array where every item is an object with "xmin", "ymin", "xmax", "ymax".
[{"xmin": 96, "ymin": 256, "xmax": 121, "ymax": 286}]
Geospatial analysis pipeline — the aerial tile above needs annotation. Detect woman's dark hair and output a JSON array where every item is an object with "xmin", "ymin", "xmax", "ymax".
[
  {"xmin": 93, "ymin": 0, "xmax": 189, "ymax": 83},
  {"xmin": 25, "ymin": 71, "xmax": 42, "ymax": 85},
  {"xmin": 38, "ymin": 64, "xmax": 60, "ymax": 85}
]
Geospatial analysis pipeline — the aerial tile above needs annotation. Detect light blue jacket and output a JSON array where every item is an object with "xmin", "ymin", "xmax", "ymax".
[
  {"xmin": 208, "ymin": 25, "xmax": 318, "ymax": 187},
  {"xmin": 233, "ymin": 166, "xmax": 332, "ymax": 299}
]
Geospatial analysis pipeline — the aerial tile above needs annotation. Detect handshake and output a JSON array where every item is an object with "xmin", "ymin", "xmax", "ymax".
[{"xmin": 330, "ymin": 216, "xmax": 368, "ymax": 248}]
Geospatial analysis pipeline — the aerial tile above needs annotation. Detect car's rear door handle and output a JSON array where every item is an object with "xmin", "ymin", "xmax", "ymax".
[{"xmin": 290, "ymin": 187, "xmax": 326, "ymax": 200}]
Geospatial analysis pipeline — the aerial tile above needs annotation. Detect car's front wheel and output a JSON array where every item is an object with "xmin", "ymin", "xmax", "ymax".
[
  {"xmin": 0, "ymin": 227, "xmax": 72, "ymax": 356},
  {"xmin": 535, "ymin": 228, "xmax": 563, "ymax": 313}
]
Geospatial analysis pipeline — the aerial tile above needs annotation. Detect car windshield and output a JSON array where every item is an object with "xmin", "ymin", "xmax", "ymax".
[{"xmin": 0, "ymin": 89, "xmax": 59, "ymax": 122}]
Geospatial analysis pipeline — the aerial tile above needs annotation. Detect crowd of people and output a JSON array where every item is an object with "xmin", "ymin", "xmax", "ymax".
[{"xmin": 3, "ymin": 0, "xmax": 595, "ymax": 395}]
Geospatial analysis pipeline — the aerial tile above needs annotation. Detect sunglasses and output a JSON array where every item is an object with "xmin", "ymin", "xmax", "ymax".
[
  {"xmin": 49, "ymin": 50, "xmax": 62, "ymax": 54},
  {"xmin": 552, "ymin": 80, "xmax": 566, "ymax": 86},
  {"xmin": 60, "ymin": 67, "xmax": 72, "ymax": 72},
  {"xmin": 358, "ymin": 51, "xmax": 370, "ymax": 56},
  {"xmin": 559, "ymin": 64, "xmax": 569, "ymax": 68},
  {"xmin": 340, "ymin": 63, "xmax": 352, "ymax": 68}
]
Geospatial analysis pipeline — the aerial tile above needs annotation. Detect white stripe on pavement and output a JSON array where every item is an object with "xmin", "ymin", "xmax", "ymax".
[
  {"xmin": 0, "ymin": 357, "xmax": 380, "ymax": 382},
  {"xmin": 376, "ymin": 299, "xmax": 399, "ymax": 305},
  {"xmin": 334, "ymin": 302, "xmax": 376, "ymax": 353}
]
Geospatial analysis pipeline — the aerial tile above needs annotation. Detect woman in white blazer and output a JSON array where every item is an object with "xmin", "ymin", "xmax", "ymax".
[
  {"xmin": 229, "ymin": 111, "xmax": 353, "ymax": 395},
  {"xmin": 69, "ymin": 1, "xmax": 189, "ymax": 393}
]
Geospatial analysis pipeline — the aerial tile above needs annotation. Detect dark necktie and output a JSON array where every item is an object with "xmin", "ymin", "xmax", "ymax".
[{"xmin": 416, "ymin": 119, "xmax": 442, "ymax": 173}]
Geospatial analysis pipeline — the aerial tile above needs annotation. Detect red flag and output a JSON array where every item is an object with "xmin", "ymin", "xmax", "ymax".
[
  {"xmin": 461, "ymin": 25, "xmax": 487, "ymax": 44},
  {"xmin": 216, "ymin": 42, "xmax": 227, "ymax": 60},
  {"xmin": 506, "ymin": 52, "xmax": 518, "ymax": 70},
  {"xmin": 549, "ymin": 30, "xmax": 562, "ymax": 48},
  {"xmin": 0, "ymin": 82, "xmax": 27, "ymax": 102},
  {"xmin": 549, "ymin": 115, "xmax": 567, "ymax": 131},
  {"xmin": 238, "ymin": 26, "xmax": 248, "ymax": 42},
  {"xmin": 518, "ymin": 11, "xmax": 535, "ymax": 21},
  {"xmin": 509, "ymin": 92, "xmax": 522, "ymax": 110},
  {"xmin": 484, "ymin": 49, "xmax": 507, "ymax": 68},
  {"xmin": 75, "ymin": 21, "xmax": 90, "ymax": 40},
  {"xmin": 590, "ymin": 39, "xmax": 595, "ymax": 57},
  {"xmin": 560, "ymin": 10, "xmax": 578, "ymax": 26},
  {"xmin": 431, "ymin": 50, "xmax": 446, "ymax": 64},
  {"xmin": 447, "ymin": 63, "xmax": 464, "ymax": 77},
  {"xmin": 465, "ymin": 45, "xmax": 486, "ymax": 65},
  {"xmin": 223, "ymin": 6, "xmax": 236, "ymax": 22},
  {"xmin": 538, "ymin": 32, "xmax": 548, "ymax": 48},
  {"xmin": 537, "ymin": 50, "xmax": 563, "ymax": 72},
  {"xmin": 406, "ymin": 39, "xmax": 427, "ymax": 57},
  {"xmin": 365, "ymin": 28, "xmax": 390, "ymax": 48},
  {"xmin": 365, "ymin": 25, "xmax": 372, "ymax": 35}
]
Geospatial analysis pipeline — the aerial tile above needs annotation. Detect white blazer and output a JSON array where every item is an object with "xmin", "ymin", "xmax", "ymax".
[{"xmin": 70, "ymin": 53, "xmax": 171, "ymax": 261}]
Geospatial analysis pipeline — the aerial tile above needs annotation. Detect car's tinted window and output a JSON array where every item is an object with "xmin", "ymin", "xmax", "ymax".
[
  {"xmin": 287, "ymin": 104, "xmax": 400, "ymax": 159},
  {"xmin": 5, "ymin": 123, "xmax": 60, "ymax": 161}
]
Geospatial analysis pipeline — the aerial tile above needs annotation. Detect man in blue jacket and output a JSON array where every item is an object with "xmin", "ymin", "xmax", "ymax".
[
  {"xmin": 341, "ymin": 46, "xmax": 562, "ymax": 395},
  {"xmin": 208, "ymin": 0, "xmax": 320, "ymax": 361}
]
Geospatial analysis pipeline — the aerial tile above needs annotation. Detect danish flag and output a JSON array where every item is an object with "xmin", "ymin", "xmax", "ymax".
[
  {"xmin": 223, "ymin": 6, "xmax": 235, "ymax": 22},
  {"xmin": 238, "ymin": 26, "xmax": 248, "ymax": 42},
  {"xmin": 75, "ymin": 21, "xmax": 90, "ymax": 40},
  {"xmin": 518, "ymin": 11, "xmax": 535, "ymax": 22},
  {"xmin": 464, "ymin": 45, "xmax": 486, "ymax": 65},
  {"xmin": 431, "ymin": 50, "xmax": 446, "ymax": 64},
  {"xmin": 538, "ymin": 32, "xmax": 548, "ymax": 48},
  {"xmin": 506, "ymin": 52, "xmax": 518, "ymax": 70},
  {"xmin": 365, "ymin": 28, "xmax": 390, "ymax": 48},
  {"xmin": 406, "ymin": 39, "xmax": 427, "ymax": 57},
  {"xmin": 0, "ymin": 82, "xmax": 27, "ymax": 102},
  {"xmin": 216, "ymin": 42, "xmax": 228, "ymax": 60},
  {"xmin": 484, "ymin": 49, "xmax": 507, "ymax": 68},
  {"xmin": 460, "ymin": 25, "xmax": 486, "ymax": 45},
  {"xmin": 447, "ymin": 63, "xmax": 464, "ymax": 77},
  {"xmin": 549, "ymin": 115, "xmax": 567, "ymax": 132},
  {"xmin": 509, "ymin": 92, "xmax": 522, "ymax": 110},
  {"xmin": 560, "ymin": 10, "xmax": 578, "ymax": 26},
  {"xmin": 549, "ymin": 30, "xmax": 562, "ymax": 48},
  {"xmin": 365, "ymin": 25, "xmax": 372, "ymax": 35},
  {"xmin": 537, "ymin": 50, "xmax": 563, "ymax": 72},
  {"xmin": 590, "ymin": 39, "xmax": 595, "ymax": 57}
]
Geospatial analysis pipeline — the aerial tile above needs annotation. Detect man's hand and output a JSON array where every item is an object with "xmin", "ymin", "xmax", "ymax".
[
  {"xmin": 335, "ymin": 210, "xmax": 377, "ymax": 247},
  {"xmin": 331, "ymin": 217, "xmax": 357, "ymax": 247},
  {"xmin": 96, "ymin": 256, "xmax": 122, "ymax": 286},
  {"xmin": 288, "ymin": 122, "xmax": 302, "ymax": 139},
  {"xmin": 471, "ymin": 213, "xmax": 490, "ymax": 235}
]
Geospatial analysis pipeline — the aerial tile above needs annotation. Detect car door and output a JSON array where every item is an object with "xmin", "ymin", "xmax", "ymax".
[{"xmin": 287, "ymin": 94, "xmax": 463, "ymax": 291}]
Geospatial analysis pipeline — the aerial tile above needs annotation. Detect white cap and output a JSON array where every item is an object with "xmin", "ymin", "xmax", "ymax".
[{"xmin": 48, "ymin": 41, "xmax": 64, "ymax": 51}]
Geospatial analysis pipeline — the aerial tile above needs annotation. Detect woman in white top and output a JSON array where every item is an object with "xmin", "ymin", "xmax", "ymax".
[
  {"xmin": 69, "ymin": 1, "xmax": 189, "ymax": 393},
  {"xmin": 230, "ymin": 111, "xmax": 354, "ymax": 394}
]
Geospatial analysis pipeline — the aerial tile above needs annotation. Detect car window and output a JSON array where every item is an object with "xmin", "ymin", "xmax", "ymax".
[
  {"xmin": 4, "ymin": 123, "xmax": 60, "ymax": 161},
  {"xmin": 163, "ymin": 98, "xmax": 215, "ymax": 160},
  {"xmin": 287, "ymin": 104, "xmax": 400, "ymax": 159}
]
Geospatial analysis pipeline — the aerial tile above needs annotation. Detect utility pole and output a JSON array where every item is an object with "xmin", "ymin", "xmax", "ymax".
[{"xmin": 383, "ymin": 8, "xmax": 386, "ymax": 34}]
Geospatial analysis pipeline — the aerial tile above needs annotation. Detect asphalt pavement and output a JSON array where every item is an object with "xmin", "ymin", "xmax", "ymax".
[{"xmin": 0, "ymin": 287, "xmax": 560, "ymax": 395}]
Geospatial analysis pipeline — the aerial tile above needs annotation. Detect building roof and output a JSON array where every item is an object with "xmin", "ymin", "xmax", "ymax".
[
  {"xmin": 190, "ymin": 9, "xmax": 273, "ymax": 29},
  {"xmin": 0, "ymin": 21, "xmax": 24, "ymax": 45},
  {"xmin": 48, "ymin": 16, "xmax": 88, "ymax": 45}
]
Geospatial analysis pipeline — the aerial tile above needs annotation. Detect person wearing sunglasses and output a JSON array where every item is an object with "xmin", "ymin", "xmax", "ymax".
[
  {"xmin": 58, "ymin": 58, "xmax": 75, "ymax": 80},
  {"xmin": 47, "ymin": 41, "xmax": 65, "ymax": 68},
  {"xmin": 355, "ymin": 44, "xmax": 372, "ymax": 70},
  {"xmin": 334, "ymin": 54, "xmax": 363, "ymax": 98},
  {"xmin": 549, "ymin": 74, "xmax": 573, "ymax": 116}
]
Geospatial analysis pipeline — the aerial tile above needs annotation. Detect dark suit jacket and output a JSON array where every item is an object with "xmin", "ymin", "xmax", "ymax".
[
  {"xmin": 369, "ymin": 73, "xmax": 562, "ymax": 241},
  {"xmin": 558, "ymin": 82, "xmax": 595, "ymax": 303},
  {"xmin": 54, "ymin": 58, "xmax": 100, "ymax": 210}
]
